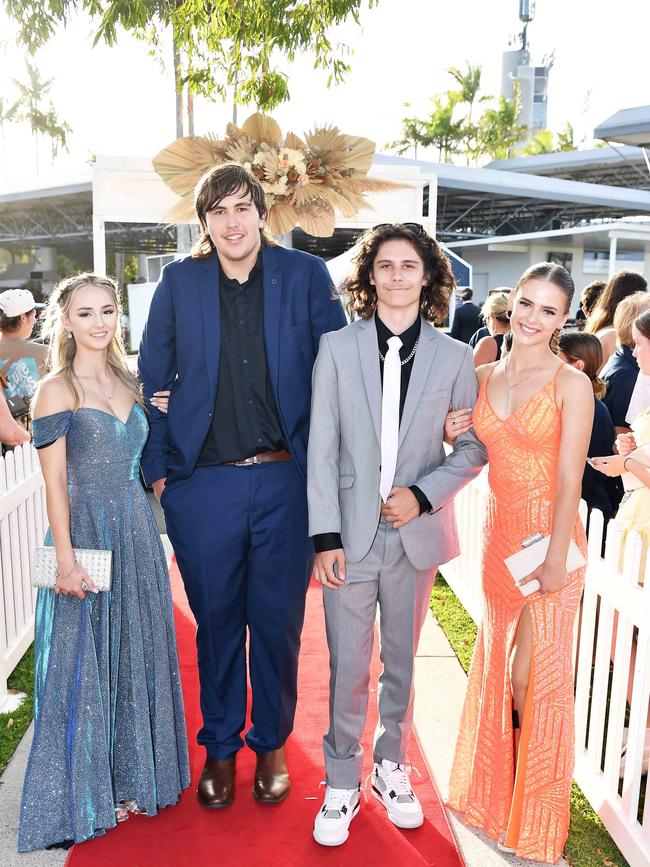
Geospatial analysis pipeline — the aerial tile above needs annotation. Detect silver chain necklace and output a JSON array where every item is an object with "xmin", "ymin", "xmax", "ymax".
[
  {"xmin": 379, "ymin": 337, "xmax": 419, "ymax": 366},
  {"xmin": 503, "ymin": 354, "xmax": 542, "ymax": 417}
]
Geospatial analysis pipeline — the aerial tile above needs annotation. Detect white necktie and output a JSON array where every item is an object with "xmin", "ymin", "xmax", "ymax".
[{"xmin": 380, "ymin": 335, "xmax": 402, "ymax": 503}]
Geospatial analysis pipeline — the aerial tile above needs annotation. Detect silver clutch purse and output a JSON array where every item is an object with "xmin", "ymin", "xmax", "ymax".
[{"xmin": 31, "ymin": 546, "xmax": 113, "ymax": 592}]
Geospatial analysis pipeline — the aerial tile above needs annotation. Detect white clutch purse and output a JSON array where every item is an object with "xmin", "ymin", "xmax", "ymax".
[
  {"xmin": 31, "ymin": 546, "xmax": 113, "ymax": 592},
  {"xmin": 504, "ymin": 532, "xmax": 586, "ymax": 597}
]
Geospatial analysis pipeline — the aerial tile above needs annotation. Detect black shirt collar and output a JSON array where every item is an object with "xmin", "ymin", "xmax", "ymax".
[
  {"xmin": 218, "ymin": 251, "xmax": 263, "ymax": 287},
  {"xmin": 375, "ymin": 313, "xmax": 421, "ymax": 358}
]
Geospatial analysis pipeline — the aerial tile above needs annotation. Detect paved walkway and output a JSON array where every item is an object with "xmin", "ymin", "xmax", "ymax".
[{"xmin": 0, "ymin": 532, "xmax": 567, "ymax": 866}]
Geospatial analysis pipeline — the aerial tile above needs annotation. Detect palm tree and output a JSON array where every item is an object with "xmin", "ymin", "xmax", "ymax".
[
  {"xmin": 426, "ymin": 92, "xmax": 465, "ymax": 162},
  {"xmin": 447, "ymin": 62, "xmax": 487, "ymax": 124},
  {"xmin": 475, "ymin": 86, "xmax": 526, "ymax": 162},
  {"xmin": 13, "ymin": 60, "xmax": 53, "ymax": 172},
  {"xmin": 389, "ymin": 105, "xmax": 432, "ymax": 158},
  {"xmin": 13, "ymin": 60, "xmax": 70, "ymax": 171},
  {"xmin": 0, "ymin": 97, "xmax": 20, "ymax": 178}
]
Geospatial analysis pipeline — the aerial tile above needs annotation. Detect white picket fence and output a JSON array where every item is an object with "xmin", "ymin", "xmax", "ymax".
[
  {"xmin": 0, "ymin": 443, "xmax": 47, "ymax": 713},
  {"xmin": 440, "ymin": 469, "xmax": 650, "ymax": 867}
]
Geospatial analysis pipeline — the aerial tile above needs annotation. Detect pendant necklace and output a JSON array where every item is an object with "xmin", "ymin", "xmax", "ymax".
[{"xmin": 503, "ymin": 354, "xmax": 541, "ymax": 417}]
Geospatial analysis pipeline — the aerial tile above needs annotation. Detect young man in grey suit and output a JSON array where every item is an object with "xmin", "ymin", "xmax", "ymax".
[{"xmin": 308, "ymin": 224, "xmax": 487, "ymax": 846}]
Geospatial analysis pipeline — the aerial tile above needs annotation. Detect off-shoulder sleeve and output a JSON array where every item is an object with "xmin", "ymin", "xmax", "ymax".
[{"xmin": 32, "ymin": 411, "xmax": 72, "ymax": 449}]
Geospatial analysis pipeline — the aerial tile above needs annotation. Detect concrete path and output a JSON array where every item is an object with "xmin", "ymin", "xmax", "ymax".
[{"xmin": 0, "ymin": 722, "xmax": 66, "ymax": 867}]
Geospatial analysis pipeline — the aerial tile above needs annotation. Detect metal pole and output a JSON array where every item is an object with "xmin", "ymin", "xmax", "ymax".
[
  {"xmin": 92, "ymin": 215, "xmax": 106, "ymax": 275},
  {"xmin": 608, "ymin": 234, "xmax": 618, "ymax": 280}
]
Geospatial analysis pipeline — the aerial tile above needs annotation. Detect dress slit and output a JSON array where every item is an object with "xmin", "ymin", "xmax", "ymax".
[{"xmin": 504, "ymin": 650, "xmax": 536, "ymax": 849}]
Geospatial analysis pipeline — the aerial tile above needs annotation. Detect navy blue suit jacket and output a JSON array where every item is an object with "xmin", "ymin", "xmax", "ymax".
[{"xmin": 138, "ymin": 244, "xmax": 347, "ymax": 485}]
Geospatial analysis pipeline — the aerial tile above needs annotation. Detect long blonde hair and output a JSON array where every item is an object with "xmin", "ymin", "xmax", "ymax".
[{"xmin": 39, "ymin": 273, "xmax": 144, "ymax": 410}]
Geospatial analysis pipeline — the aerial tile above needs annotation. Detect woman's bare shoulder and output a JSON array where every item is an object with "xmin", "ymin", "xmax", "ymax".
[
  {"xmin": 556, "ymin": 361, "xmax": 592, "ymax": 402},
  {"xmin": 33, "ymin": 376, "xmax": 74, "ymax": 419}
]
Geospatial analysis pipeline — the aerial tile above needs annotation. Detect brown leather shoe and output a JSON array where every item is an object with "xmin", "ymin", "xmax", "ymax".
[
  {"xmin": 253, "ymin": 746, "xmax": 291, "ymax": 803},
  {"xmin": 197, "ymin": 755, "xmax": 236, "ymax": 808}
]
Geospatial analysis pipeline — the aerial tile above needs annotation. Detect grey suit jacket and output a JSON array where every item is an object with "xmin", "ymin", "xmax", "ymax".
[{"xmin": 307, "ymin": 315, "xmax": 488, "ymax": 569}]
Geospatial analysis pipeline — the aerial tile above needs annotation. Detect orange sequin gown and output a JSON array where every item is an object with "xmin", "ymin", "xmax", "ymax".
[{"xmin": 447, "ymin": 366, "xmax": 586, "ymax": 864}]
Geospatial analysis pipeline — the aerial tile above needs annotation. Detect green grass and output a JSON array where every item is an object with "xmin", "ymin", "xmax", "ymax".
[
  {"xmin": 430, "ymin": 576, "xmax": 629, "ymax": 867},
  {"xmin": 0, "ymin": 644, "xmax": 35, "ymax": 774}
]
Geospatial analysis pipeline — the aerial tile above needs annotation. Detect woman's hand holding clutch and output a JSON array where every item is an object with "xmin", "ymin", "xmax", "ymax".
[
  {"xmin": 518, "ymin": 557, "xmax": 568, "ymax": 595},
  {"xmin": 55, "ymin": 563, "xmax": 97, "ymax": 600}
]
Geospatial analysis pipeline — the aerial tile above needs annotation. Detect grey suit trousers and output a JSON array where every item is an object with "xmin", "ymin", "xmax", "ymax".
[{"xmin": 322, "ymin": 520, "xmax": 437, "ymax": 788}]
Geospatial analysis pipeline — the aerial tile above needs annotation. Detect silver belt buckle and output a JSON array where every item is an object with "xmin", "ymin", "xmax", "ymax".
[{"xmin": 233, "ymin": 455, "xmax": 258, "ymax": 467}]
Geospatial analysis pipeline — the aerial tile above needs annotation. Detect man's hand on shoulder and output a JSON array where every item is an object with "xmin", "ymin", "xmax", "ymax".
[
  {"xmin": 313, "ymin": 549, "xmax": 346, "ymax": 590},
  {"xmin": 381, "ymin": 486, "xmax": 420, "ymax": 529}
]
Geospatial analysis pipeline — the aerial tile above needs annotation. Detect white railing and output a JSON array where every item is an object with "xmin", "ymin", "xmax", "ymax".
[
  {"xmin": 440, "ymin": 470, "xmax": 650, "ymax": 867},
  {"xmin": 0, "ymin": 443, "xmax": 46, "ymax": 713}
]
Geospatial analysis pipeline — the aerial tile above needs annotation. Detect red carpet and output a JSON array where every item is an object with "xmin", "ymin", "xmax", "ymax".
[{"xmin": 66, "ymin": 560, "xmax": 463, "ymax": 867}]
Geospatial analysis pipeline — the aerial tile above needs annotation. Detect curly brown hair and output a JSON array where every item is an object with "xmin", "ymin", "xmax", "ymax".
[{"xmin": 342, "ymin": 224, "xmax": 455, "ymax": 323}]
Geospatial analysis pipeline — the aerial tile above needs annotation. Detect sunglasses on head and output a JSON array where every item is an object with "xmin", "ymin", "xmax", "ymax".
[{"xmin": 372, "ymin": 222, "xmax": 426, "ymax": 234}]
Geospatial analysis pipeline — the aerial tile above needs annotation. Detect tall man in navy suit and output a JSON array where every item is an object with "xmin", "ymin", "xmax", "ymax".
[{"xmin": 139, "ymin": 165, "xmax": 346, "ymax": 809}]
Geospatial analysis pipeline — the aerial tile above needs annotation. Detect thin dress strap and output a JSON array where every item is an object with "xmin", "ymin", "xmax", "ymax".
[{"xmin": 32, "ymin": 411, "xmax": 72, "ymax": 449}]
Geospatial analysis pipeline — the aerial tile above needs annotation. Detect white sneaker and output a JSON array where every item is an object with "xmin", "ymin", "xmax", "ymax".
[
  {"xmin": 313, "ymin": 785, "xmax": 361, "ymax": 847},
  {"xmin": 370, "ymin": 759, "xmax": 423, "ymax": 829}
]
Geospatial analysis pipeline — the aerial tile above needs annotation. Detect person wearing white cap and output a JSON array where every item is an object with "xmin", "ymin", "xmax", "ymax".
[{"xmin": 0, "ymin": 288, "xmax": 47, "ymax": 401}]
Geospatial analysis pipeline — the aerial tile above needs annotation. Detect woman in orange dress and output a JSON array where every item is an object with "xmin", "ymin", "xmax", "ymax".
[{"xmin": 445, "ymin": 262, "xmax": 594, "ymax": 863}]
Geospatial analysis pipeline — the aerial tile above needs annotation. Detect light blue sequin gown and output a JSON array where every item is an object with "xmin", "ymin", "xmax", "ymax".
[{"xmin": 18, "ymin": 406, "xmax": 190, "ymax": 852}]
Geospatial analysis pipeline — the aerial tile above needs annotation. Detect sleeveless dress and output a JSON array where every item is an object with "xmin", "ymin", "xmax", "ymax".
[
  {"xmin": 447, "ymin": 365, "xmax": 586, "ymax": 863},
  {"xmin": 18, "ymin": 407, "xmax": 190, "ymax": 852},
  {"xmin": 615, "ymin": 406, "xmax": 650, "ymax": 580}
]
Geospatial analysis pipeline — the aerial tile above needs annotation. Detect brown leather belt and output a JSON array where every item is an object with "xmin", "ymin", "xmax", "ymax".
[{"xmin": 226, "ymin": 449, "xmax": 291, "ymax": 467}]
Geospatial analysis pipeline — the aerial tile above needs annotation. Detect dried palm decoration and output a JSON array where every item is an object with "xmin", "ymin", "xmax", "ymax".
[{"xmin": 153, "ymin": 112, "xmax": 403, "ymax": 237}]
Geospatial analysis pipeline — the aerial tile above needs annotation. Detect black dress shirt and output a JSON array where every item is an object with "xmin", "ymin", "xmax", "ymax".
[
  {"xmin": 601, "ymin": 345, "xmax": 639, "ymax": 429},
  {"xmin": 197, "ymin": 255, "xmax": 286, "ymax": 466},
  {"xmin": 313, "ymin": 314, "xmax": 432, "ymax": 554}
]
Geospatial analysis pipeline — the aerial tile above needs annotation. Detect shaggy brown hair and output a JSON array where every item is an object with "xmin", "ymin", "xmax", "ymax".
[
  {"xmin": 342, "ymin": 224, "xmax": 455, "ymax": 323},
  {"xmin": 192, "ymin": 163, "xmax": 275, "ymax": 258}
]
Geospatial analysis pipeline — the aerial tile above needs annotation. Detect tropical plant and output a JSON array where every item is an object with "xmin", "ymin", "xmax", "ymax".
[
  {"xmin": 522, "ymin": 128, "xmax": 555, "ymax": 156},
  {"xmin": 472, "ymin": 85, "xmax": 526, "ymax": 162},
  {"xmin": 388, "ymin": 106, "xmax": 432, "ymax": 158},
  {"xmin": 427, "ymin": 92, "xmax": 466, "ymax": 162},
  {"xmin": 447, "ymin": 62, "xmax": 489, "ymax": 123},
  {"xmin": 556, "ymin": 121, "xmax": 577, "ymax": 152},
  {"xmin": 12, "ymin": 60, "xmax": 71, "ymax": 169}
]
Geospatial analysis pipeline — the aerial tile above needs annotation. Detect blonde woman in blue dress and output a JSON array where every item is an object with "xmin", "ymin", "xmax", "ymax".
[{"xmin": 18, "ymin": 274, "xmax": 189, "ymax": 852}]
